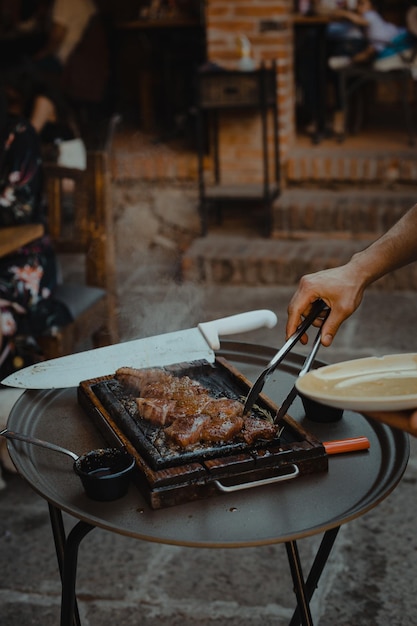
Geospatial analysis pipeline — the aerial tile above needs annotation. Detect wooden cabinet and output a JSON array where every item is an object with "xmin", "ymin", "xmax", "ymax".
[{"xmin": 195, "ymin": 63, "xmax": 280, "ymax": 236}]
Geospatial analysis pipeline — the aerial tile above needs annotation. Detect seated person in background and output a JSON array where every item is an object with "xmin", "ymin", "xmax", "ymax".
[
  {"xmin": 33, "ymin": 0, "xmax": 97, "ymax": 76},
  {"xmin": 3, "ymin": 0, "xmax": 107, "ymax": 141},
  {"xmin": 0, "ymin": 85, "xmax": 72, "ymax": 479},
  {"xmin": 296, "ymin": 1, "xmax": 367, "ymax": 136},
  {"xmin": 0, "ymin": 87, "xmax": 71, "ymax": 378},
  {"xmin": 328, "ymin": 0, "xmax": 411, "ymax": 68},
  {"xmin": 31, "ymin": 0, "xmax": 103, "ymax": 133},
  {"xmin": 323, "ymin": 0, "xmax": 366, "ymax": 61},
  {"xmin": 327, "ymin": 0, "xmax": 412, "ymax": 134},
  {"xmin": 2, "ymin": 63, "xmax": 77, "ymax": 145}
]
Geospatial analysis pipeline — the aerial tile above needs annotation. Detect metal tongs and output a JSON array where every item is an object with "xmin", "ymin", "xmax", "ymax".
[{"xmin": 243, "ymin": 299, "xmax": 329, "ymax": 416}]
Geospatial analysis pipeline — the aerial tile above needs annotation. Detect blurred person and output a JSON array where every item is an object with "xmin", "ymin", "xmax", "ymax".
[
  {"xmin": 296, "ymin": 1, "xmax": 367, "ymax": 136},
  {"xmin": 0, "ymin": 86, "xmax": 72, "ymax": 371},
  {"xmin": 32, "ymin": 0, "xmax": 97, "ymax": 76},
  {"xmin": 30, "ymin": 0, "xmax": 98, "ymax": 132},
  {"xmin": 286, "ymin": 202, "xmax": 417, "ymax": 436},
  {"xmin": 0, "ymin": 84, "xmax": 72, "ymax": 478},
  {"xmin": 322, "ymin": 0, "xmax": 367, "ymax": 62},
  {"xmin": 2, "ymin": 0, "xmax": 107, "ymax": 139},
  {"xmin": 328, "ymin": 0, "xmax": 411, "ymax": 67},
  {"xmin": 0, "ymin": 83, "xmax": 71, "ymax": 480},
  {"xmin": 2, "ymin": 62, "xmax": 77, "ymax": 145},
  {"xmin": 327, "ymin": 0, "xmax": 414, "ymax": 133}
]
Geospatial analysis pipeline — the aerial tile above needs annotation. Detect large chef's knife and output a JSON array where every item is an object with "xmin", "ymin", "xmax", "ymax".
[{"xmin": 1, "ymin": 310, "xmax": 277, "ymax": 389}]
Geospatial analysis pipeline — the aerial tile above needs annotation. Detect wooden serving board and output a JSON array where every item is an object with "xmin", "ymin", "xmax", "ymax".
[{"xmin": 78, "ymin": 357, "xmax": 328, "ymax": 509}]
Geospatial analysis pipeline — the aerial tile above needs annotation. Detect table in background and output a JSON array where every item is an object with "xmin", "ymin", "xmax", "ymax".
[
  {"xmin": 0, "ymin": 223, "xmax": 44, "ymax": 257},
  {"xmin": 6, "ymin": 343, "xmax": 409, "ymax": 626}
]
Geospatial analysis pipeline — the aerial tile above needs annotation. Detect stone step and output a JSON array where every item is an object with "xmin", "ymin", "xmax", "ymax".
[
  {"xmin": 285, "ymin": 147, "xmax": 417, "ymax": 185},
  {"xmin": 271, "ymin": 188, "xmax": 416, "ymax": 239},
  {"xmin": 181, "ymin": 234, "xmax": 417, "ymax": 290}
]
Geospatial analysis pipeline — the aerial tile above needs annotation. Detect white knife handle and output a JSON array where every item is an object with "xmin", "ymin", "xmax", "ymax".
[{"xmin": 198, "ymin": 310, "xmax": 278, "ymax": 350}]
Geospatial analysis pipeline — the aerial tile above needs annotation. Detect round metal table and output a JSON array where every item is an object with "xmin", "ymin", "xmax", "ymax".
[{"xmin": 6, "ymin": 342, "xmax": 409, "ymax": 626}]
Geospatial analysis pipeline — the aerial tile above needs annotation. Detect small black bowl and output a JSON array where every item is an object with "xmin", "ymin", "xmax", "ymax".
[
  {"xmin": 74, "ymin": 448, "xmax": 135, "ymax": 501},
  {"xmin": 300, "ymin": 394, "xmax": 344, "ymax": 423}
]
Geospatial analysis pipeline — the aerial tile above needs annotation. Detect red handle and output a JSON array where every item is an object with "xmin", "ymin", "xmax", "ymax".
[{"xmin": 323, "ymin": 436, "xmax": 370, "ymax": 455}]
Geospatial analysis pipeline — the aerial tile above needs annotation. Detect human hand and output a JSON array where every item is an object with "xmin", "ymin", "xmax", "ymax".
[
  {"xmin": 286, "ymin": 265, "xmax": 364, "ymax": 346},
  {"xmin": 362, "ymin": 409, "xmax": 417, "ymax": 437}
]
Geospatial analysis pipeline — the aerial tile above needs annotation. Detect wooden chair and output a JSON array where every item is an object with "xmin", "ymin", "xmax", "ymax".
[{"xmin": 38, "ymin": 127, "xmax": 119, "ymax": 359}]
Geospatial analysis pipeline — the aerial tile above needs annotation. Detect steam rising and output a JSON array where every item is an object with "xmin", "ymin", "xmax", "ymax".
[{"xmin": 117, "ymin": 247, "xmax": 205, "ymax": 341}]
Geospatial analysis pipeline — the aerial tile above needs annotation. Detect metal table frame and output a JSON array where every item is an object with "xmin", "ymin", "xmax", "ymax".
[
  {"xmin": 47, "ymin": 504, "xmax": 340, "ymax": 626},
  {"xmin": 6, "ymin": 343, "xmax": 409, "ymax": 626}
]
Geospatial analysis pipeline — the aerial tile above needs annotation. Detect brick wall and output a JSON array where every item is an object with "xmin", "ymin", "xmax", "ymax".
[{"xmin": 204, "ymin": 0, "xmax": 295, "ymax": 184}]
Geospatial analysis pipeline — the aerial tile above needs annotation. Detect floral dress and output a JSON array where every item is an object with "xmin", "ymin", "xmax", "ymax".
[{"xmin": 0, "ymin": 115, "xmax": 71, "ymax": 377}]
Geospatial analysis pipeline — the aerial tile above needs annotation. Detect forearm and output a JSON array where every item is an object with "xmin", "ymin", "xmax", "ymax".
[
  {"xmin": 349, "ymin": 203, "xmax": 417, "ymax": 289},
  {"xmin": 330, "ymin": 9, "xmax": 368, "ymax": 27}
]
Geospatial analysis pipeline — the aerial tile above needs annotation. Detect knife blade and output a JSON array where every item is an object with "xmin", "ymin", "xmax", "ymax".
[{"xmin": 1, "ymin": 309, "xmax": 277, "ymax": 389}]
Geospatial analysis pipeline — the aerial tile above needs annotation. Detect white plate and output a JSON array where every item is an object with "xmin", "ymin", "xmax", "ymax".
[{"xmin": 295, "ymin": 353, "xmax": 417, "ymax": 412}]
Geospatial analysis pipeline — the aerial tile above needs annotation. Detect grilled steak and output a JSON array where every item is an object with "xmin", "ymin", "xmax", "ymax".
[
  {"xmin": 117, "ymin": 367, "xmax": 209, "ymax": 400},
  {"xmin": 165, "ymin": 414, "xmax": 212, "ymax": 447},
  {"xmin": 242, "ymin": 416, "xmax": 278, "ymax": 445},
  {"xmin": 136, "ymin": 397, "xmax": 177, "ymax": 426},
  {"xmin": 118, "ymin": 366, "xmax": 279, "ymax": 450},
  {"xmin": 116, "ymin": 367, "xmax": 173, "ymax": 395},
  {"xmin": 201, "ymin": 413, "xmax": 245, "ymax": 443},
  {"xmin": 201, "ymin": 397, "xmax": 244, "ymax": 419}
]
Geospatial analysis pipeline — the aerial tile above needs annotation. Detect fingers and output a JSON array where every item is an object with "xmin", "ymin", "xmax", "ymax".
[
  {"xmin": 287, "ymin": 294, "xmax": 332, "ymax": 345},
  {"xmin": 319, "ymin": 310, "xmax": 347, "ymax": 347},
  {"xmin": 286, "ymin": 272, "xmax": 362, "ymax": 346},
  {"xmin": 286, "ymin": 285, "xmax": 319, "ymax": 341},
  {"xmin": 363, "ymin": 409, "xmax": 417, "ymax": 437}
]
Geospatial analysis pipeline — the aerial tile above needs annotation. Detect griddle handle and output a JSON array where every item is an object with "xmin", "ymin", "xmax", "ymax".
[{"xmin": 213, "ymin": 464, "xmax": 300, "ymax": 493}]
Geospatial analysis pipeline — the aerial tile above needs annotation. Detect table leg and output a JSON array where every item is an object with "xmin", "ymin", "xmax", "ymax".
[
  {"xmin": 60, "ymin": 520, "xmax": 95, "ymax": 626},
  {"xmin": 288, "ymin": 526, "xmax": 340, "ymax": 626},
  {"xmin": 286, "ymin": 540, "xmax": 314, "ymax": 626},
  {"xmin": 48, "ymin": 504, "xmax": 95, "ymax": 626},
  {"xmin": 49, "ymin": 504, "xmax": 83, "ymax": 626}
]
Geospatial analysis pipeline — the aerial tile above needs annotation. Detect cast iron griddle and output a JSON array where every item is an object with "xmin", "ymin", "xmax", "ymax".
[{"xmin": 78, "ymin": 357, "xmax": 328, "ymax": 508}]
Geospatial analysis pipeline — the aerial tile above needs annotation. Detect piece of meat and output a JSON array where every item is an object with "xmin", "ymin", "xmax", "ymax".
[
  {"xmin": 173, "ymin": 393, "xmax": 212, "ymax": 417},
  {"xmin": 242, "ymin": 416, "xmax": 278, "ymax": 445},
  {"xmin": 164, "ymin": 414, "xmax": 212, "ymax": 448},
  {"xmin": 164, "ymin": 397, "xmax": 245, "ymax": 446},
  {"xmin": 118, "ymin": 367, "xmax": 257, "ymax": 449},
  {"xmin": 201, "ymin": 413, "xmax": 244, "ymax": 443},
  {"xmin": 141, "ymin": 375, "xmax": 208, "ymax": 400},
  {"xmin": 116, "ymin": 367, "xmax": 172, "ymax": 395},
  {"xmin": 136, "ymin": 397, "xmax": 177, "ymax": 426},
  {"xmin": 201, "ymin": 397, "xmax": 244, "ymax": 419}
]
